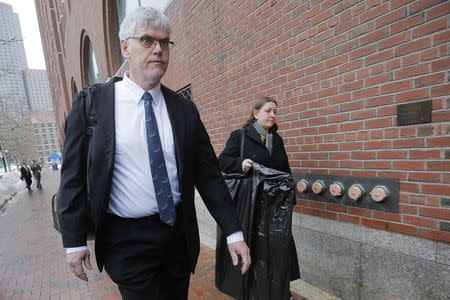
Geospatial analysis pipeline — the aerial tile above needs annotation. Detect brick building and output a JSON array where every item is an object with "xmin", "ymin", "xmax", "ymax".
[
  {"xmin": 34, "ymin": 0, "xmax": 122, "ymax": 140},
  {"xmin": 36, "ymin": 0, "xmax": 450, "ymax": 299}
]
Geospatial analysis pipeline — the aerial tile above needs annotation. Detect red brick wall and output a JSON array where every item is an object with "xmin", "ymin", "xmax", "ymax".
[
  {"xmin": 35, "ymin": 0, "xmax": 70, "ymax": 141},
  {"xmin": 164, "ymin": 0, "xmax": 450, "ymax": 242}
]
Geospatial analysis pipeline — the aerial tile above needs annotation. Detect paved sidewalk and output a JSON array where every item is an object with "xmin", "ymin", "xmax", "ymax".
[{"xmin": 0, "ymin": 170, "xmax": 303, "ymax": 299}]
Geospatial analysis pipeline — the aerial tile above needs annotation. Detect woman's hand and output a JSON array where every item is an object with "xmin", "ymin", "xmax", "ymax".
[{"xmin": 242, "ymin": 159, "xmax": 253, "ymax": 173}]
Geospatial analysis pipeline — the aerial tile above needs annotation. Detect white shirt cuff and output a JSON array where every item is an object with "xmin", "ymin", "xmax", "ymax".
[
  {"xmin": 226, "ymin": 231, "xmax": 244, "ymax": 244},
  {"xmin": 65, "ymin": 246, "xmax": 88, "ymax": 254}
]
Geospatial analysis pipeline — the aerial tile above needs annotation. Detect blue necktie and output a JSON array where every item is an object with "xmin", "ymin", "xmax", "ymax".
[{"xmin": 142, "ymin": 92, "xmax": 176, "ymax": 226}]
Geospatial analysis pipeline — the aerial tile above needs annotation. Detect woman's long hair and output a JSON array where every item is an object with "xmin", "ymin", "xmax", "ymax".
[{"xmin": 243, "ymin": 96, "xmax": 278, "ymax": 131}]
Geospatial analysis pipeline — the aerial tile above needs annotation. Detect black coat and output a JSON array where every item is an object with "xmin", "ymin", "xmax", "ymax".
[
  {"xmin": 218, "ymin": 125, "xmax": 291, "ymax": 174},
  {"xmin": 58, "ymin": 78, "xmax": 241, "ymax": 273},
  {"xmin": 31, "ymin": 163, "xmax": 41, "ymax": 179},
  {"xmin": 20, "ymin": 166, "xmax": 32, "ymax": 182},
  {"xmin": 218, "ymin": 124, "xmax": 300, "ymax": 281}
]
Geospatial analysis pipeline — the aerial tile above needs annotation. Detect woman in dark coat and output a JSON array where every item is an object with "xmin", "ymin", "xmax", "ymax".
[
  {"xmin": 218, "ymin": 99, "xmax": 290, "ymax": 175},
  {"xmin": 218, "ymin": 96, "xmax": 300, "ymax": 299}
]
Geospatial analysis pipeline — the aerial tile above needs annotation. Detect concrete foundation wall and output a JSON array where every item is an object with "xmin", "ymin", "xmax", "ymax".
[
  {"xmin": 195, "ymin": 196, "xmax": 450, "ymax": 300},
  {"xmin": 293, "ymin": 212, "xmax": 450, "ymax": 300}
]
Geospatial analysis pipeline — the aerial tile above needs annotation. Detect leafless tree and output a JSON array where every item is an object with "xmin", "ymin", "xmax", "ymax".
[
  {"xmin": 0, "ymin": 100, "xmax": 37, "ymax": 166},
  {"xmin": 0, "ymin": 36, "xmax": 22, "ymax": 46},
  {"xmin": 0, "ymin": 35, "xmax": 39, "ymax": 169}
]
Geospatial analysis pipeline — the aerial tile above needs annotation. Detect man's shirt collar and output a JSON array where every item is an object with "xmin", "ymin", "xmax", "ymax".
[{"xmin": 122, "ymin": 72, "xmax": 162, "ymax": 105}]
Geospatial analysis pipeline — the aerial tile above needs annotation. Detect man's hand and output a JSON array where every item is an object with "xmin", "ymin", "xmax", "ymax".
[
  {"xmin": 66, "ymin": 249, "xmax": 92, "ymax": 281},
  {"xmin": 228, "ymin": 241, "xmax": 251, "ymax": 274}
]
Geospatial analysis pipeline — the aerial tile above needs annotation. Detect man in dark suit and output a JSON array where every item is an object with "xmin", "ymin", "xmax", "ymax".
[
  {"xmin": 58, "ymin": 6, "xmax": 250, "ymax": 299},
  {"xmin": 30, "ymin": 160, "xmax": 42, "ymax": 190}
]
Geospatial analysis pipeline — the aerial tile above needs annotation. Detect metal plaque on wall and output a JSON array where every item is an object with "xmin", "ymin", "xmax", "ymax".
[{"xmin": 397, "ymin": 100, "xmax": 432, "ymax": 126}]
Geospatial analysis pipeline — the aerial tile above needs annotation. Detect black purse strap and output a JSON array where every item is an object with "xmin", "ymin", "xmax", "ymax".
[{"xmin": 240, "ymin": 128, "xmax": 245, "ymax": 158}]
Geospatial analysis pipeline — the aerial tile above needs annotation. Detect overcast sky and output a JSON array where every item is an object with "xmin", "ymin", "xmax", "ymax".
[
  {"xmin": 1, "ymin": 0, "xmax": 170, "ymax": 70},
  {"xmin": 1, "ymin": 0, "xmax": 45, "ymax": 69}
]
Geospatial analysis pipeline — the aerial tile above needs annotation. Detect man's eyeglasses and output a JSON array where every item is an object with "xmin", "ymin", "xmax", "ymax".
[{"xmin": 127, "ymin": 35, "xmax": 174, "ymax": 50}]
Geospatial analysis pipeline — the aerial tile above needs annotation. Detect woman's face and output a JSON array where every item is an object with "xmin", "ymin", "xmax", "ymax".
[{"xmin": 254, "ymin": 101, "xmax": 277, "ymax": 130}]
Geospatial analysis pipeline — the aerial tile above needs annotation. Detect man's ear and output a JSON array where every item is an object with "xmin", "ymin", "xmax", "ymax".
[{"xmin": 120, "ymin": 40, "xmax": 130, "ymax": 58}]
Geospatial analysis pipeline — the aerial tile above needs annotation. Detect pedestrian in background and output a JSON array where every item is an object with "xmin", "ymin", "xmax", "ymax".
[
  {"xmin": 19, "ymin": 162, "xmax": 32, "ymax": 191},
  {"xmin": 58, "ymin": 6, "xmax": 250, "ymax": 300},
  {"xmin": 30, "ymin": 160, "xmax": 42, "ymax": 190},
  {"xmin": 218, "ymin": 96, "xmax": 300, "ymax": 299}
]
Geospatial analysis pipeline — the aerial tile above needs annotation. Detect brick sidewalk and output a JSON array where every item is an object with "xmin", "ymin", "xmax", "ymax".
[{"xmin": 0, "ymin": 170, "xmax": 303, "ymax": 299}]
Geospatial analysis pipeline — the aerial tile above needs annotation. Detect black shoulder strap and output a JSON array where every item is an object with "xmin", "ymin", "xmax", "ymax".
[
  {"xmin": 82, "ymin": 77, "xmax": 122, "ymax": 203},
  {"xmin": 83, "ymin": 86, "xmax": 96, "ymax": 202},
  {"xmin": 240, "ymin": 128, "xmax": 245, "ymax": 158},
  {"xmin": 84, "ymin": 86, "xmax": 96, "ymax": 137},
  {"xmin": 84, "ymin": 77, "xmax": 122, "ymax": 137}
]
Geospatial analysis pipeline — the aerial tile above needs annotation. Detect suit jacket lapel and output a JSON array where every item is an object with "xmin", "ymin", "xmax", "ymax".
[{"xmin": 161, "ymin": 85, "xmax": 185, "ymax": 184}]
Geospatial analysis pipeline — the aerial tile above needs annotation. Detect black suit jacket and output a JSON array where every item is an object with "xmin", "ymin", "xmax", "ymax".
[{"xmin": 58, "ymin": 78, "xmax": 241, "ymax": 272}]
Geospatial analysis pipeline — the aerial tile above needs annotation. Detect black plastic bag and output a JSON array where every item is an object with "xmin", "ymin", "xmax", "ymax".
[{"xmin": 215, "ymin": 163, "xmax": 296, "ymax": 300}]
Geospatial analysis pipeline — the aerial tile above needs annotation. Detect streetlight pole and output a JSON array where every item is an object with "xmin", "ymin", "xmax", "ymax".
[
  {"xmin": 5, "ymin": 149, "xmax": 10, "ymax": 171},
  {"xmin": 0, "ymin": 144, "xmax": 7, "ymax": 173}
]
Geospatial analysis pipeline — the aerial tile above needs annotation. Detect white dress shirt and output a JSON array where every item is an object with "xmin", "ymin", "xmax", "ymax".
[
  {"xmin": 66, "ymin": 74, "xmax": 242, "ymax": 254},
  {"xmin": 108, "ymin": 73, "xmax": 181, "ymax": 217}
]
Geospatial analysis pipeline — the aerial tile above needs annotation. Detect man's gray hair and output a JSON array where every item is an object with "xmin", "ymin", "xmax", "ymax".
[{"xmin": 119, "ymin": 7, "xmax": 171, "ymax": 40}]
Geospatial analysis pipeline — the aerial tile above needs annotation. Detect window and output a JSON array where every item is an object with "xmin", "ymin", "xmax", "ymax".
[
  {"xmin": 87, "ymin": 41, "xmax": 99, "ymax": 84},
  {"xmin": 116, "ymin": 0, "xmax": 167, "ymax": 16},
  {"xmin": 177, "ymin": 84, "xmax": 193, "ymax": 101},
  {"xmin": 82, "ymin": 33, "xmax": 100, "ymax": 85},
  {"xmin": 71, "ymin": 77, "xmax": 78, "ymax": 97}
]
